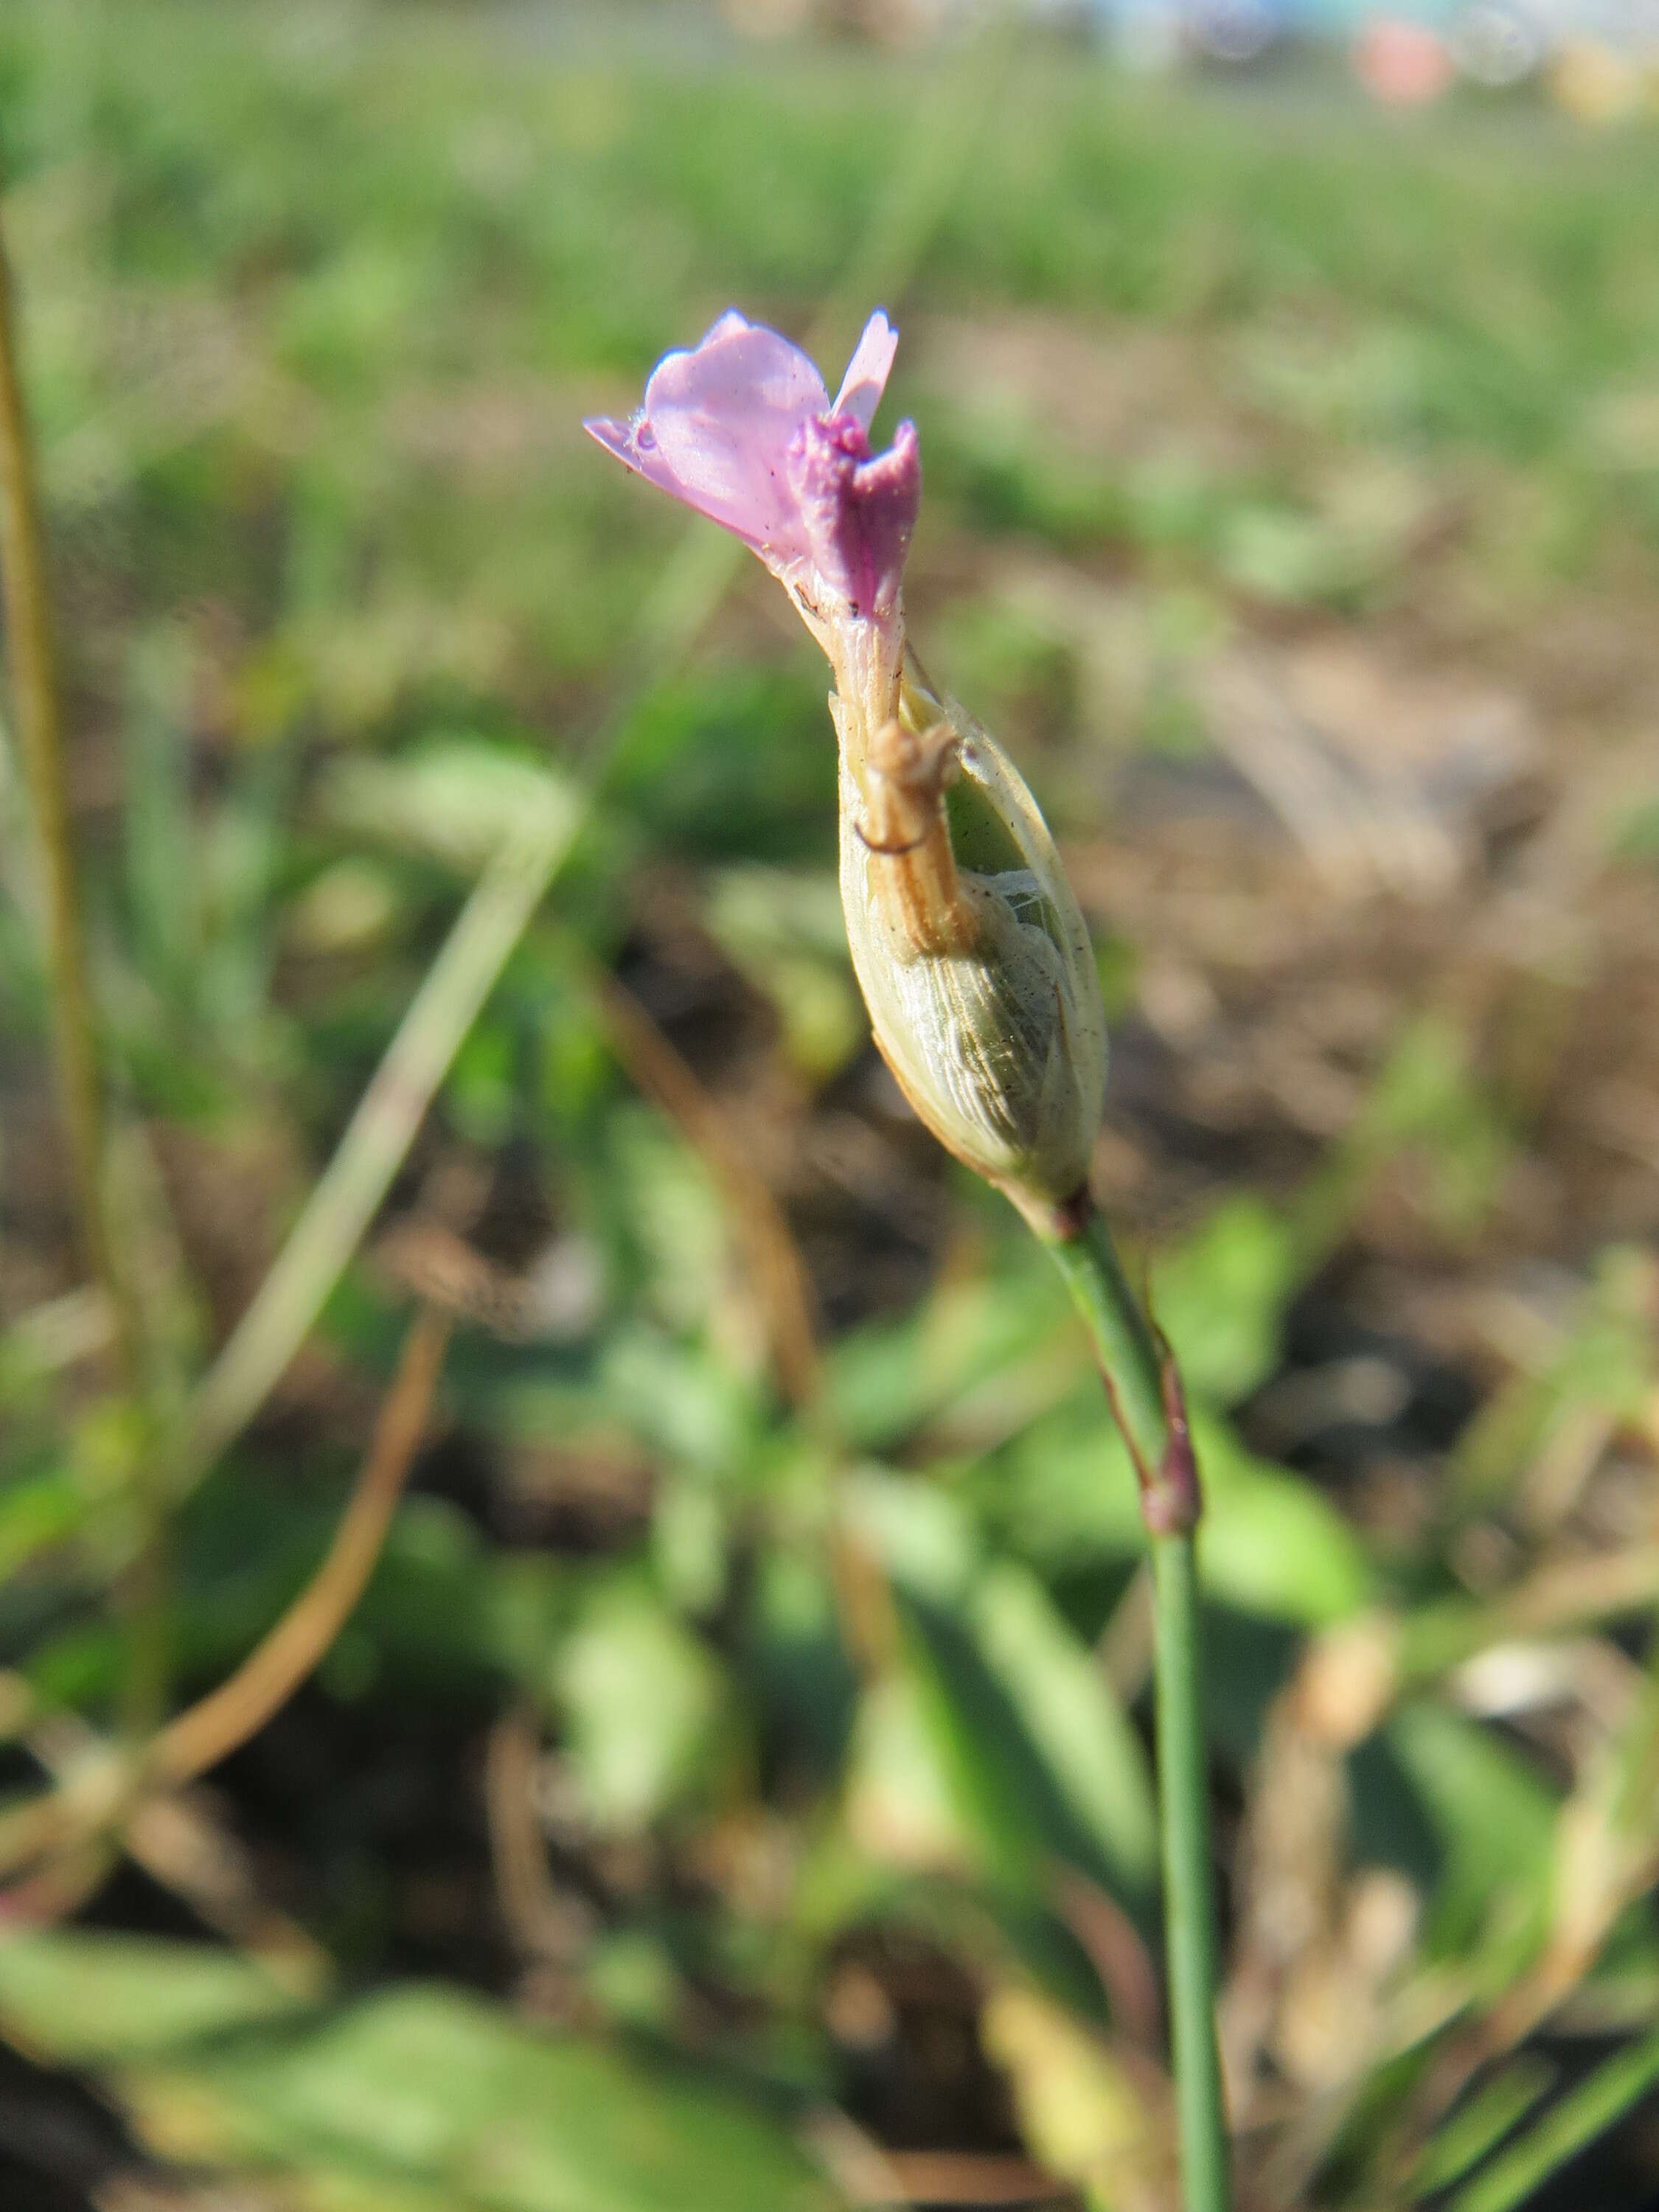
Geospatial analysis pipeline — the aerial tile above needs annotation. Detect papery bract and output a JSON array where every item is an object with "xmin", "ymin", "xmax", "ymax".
[{"xmin": 838, "ymin": 672, "xmax": 1108, "ymax": 1224}]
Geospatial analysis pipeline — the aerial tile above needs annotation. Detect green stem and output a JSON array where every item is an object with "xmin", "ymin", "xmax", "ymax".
[
  {"xmin": 1152, "ymin": 1530, "xmax": 1230, "ymax": 2212},
  {"xmin": 1045, "ymin": 1208, "xmax": 1169, "ymax": 1481},
  {"xmin": 1043, "ymin": 1204, "xmax": 1231, "ymax": 2212}
]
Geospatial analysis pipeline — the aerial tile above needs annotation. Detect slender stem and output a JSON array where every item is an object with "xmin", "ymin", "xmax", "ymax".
[
  {"xmin": 1152, "ymin": 1531, "xmax": 1230, "ymax": 2212},
  {"xmin": 1043, "ymin": 1203, "xmax": 1231, "ymax": 2212},
  {"xmin": 1045, "ymin": 1210, "xmax": 1168, "ymax": 1475},
  {"xmin": 0, "ymin": 218, "xmax": 135, "ymax": 1374},
  {"xmin": 0, "ymin": 213, "xmax": 166, "ymax": 1736}
]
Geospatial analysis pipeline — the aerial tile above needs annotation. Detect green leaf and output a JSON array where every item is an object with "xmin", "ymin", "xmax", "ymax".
[
  {"xmin": 0, "ymin": 1466, "xmax": 94, "ymax": 1579},
  {"xmin": 181, "ymin": 1984, "xmax": 837, "ymax": 2212},
  {"xmin": 1386, "ymin": 1701, "xmax": 1557, "ymax": 1959},
  {"xmin": 123, "ymin": 631, "xmax": 200, "ymax": 1002},
  {"xmin": 1338, "ymin": 1015, "xmax": 1514, "ymax": 1242},
  {"xmin": 843, "ymin": 1666, "xmax": 978, "ymax": 1875},
  {"xmin": 0, "ymin": 1941, "xmax": 838, "ymax": 2211},
  {"xmin": 841, "ymin": 1466, "xmax": 981, "ymax": 1604},
  {"xmin": 1413, "ymin": 2053, "xmax": 1555, "ymax": 2195},
  {"xmin": 1448, "ymin": 2029, "xmax": 1659, "ymax": 2212},
  {"xmin": 0, "ymin": 1930, "xmax": 310, "ymax": 2062},
  {"xmin": 608, "ymin": 1106, "xmax": 732, "ymax": 1340},
  {"xmin": 970, "ymin": 1561, "xmax": 1157, "ymax": 1893},
  {"xmin": 1216, "ymin": 501, "xmax": 1375, "ymax": 608},
  {"xmin": 555, "ymin": 1581, "xmax": 727, "ymax": 1832},
  {"xmin": 860, "ymin": 1492, "xmax": 1155, "ymax": 1903}
]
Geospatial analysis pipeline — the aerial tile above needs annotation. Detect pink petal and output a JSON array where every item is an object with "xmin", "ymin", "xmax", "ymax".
[
  {"xmin": 831, "ymin": 310, "xmax": 898, "ymax": 432},
  {"xmin": 584, "ymin": 310, "xmax": 829, "ymax": 566},
  {"xmin": 585, "ymin": 307, "xmax": 917, "ymax": 621},
  {"xmin": 786, "ymin": 413, "xmax": 921, "ymax": 622}
]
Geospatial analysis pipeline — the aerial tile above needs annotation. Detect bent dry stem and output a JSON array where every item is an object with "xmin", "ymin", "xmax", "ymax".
[{"xmin": 1043, "ymin": 1203, "xmax": 1231, "ymax": 2212}]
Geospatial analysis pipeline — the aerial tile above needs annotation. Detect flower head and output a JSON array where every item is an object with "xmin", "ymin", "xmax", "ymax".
[
  {"xmin": 588, "ymin": 310, "xmax": 1107, "ymax": 1228},
  {"xmin": 585, "ymin": 309, "xmax": 919, "ymax": 749}
]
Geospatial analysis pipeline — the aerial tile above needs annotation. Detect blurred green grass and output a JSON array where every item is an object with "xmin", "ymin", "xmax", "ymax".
[{"xmin": 3, "ymin": 5, "xmax": 1659, "ymax": 2210}]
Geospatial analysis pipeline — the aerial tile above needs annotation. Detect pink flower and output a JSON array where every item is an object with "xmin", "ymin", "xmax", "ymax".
[
  {"xmin": 585, "ymin": 309, "xmax": 919, "ymax": 633},
  {"xmin": 587, "ymin": 310, "xmax": 1111, "ymax": 1228}
]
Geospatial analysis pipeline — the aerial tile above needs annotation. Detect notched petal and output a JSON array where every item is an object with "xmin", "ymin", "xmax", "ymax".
[{"xmin": 786, "ymin": 414, "xmax": 921, "ymax": 620}]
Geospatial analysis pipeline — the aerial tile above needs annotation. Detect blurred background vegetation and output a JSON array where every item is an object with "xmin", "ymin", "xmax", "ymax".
[{"xmin": 2, "ymin": 4, "xmax": 1659, "ymax": 2208}]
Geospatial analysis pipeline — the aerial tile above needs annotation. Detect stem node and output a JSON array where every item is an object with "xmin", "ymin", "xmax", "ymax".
[{"xmin": 1142, "ymin": 1342, "xmax": 1201, "ymax": 1537}]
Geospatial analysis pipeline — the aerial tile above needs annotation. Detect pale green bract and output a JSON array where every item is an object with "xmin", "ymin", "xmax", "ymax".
[{"xmin": 836, "ymin": 675, "xmax": 1107, "ymax": 1225}]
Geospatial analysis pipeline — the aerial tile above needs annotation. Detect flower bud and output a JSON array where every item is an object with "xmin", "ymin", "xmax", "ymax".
[{"xmin": 837, "ymin": 667, "xmax": 1107, "ymax": 1228}]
